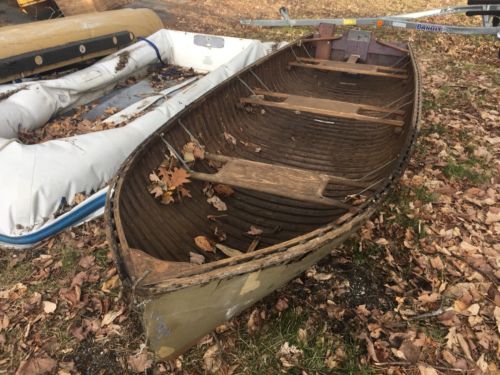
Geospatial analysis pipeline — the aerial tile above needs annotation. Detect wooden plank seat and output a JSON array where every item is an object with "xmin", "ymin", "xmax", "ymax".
[
  {"xmin": 289, "ymin": 57, "xmax": 408, "ymax": 79},
  {"xmin": 190, "ymin": 154, "xmax": 372, "ymax": 210},
  {"xmin": 240, "ymin": 89, "xmax": 405, "ymax": 127}
]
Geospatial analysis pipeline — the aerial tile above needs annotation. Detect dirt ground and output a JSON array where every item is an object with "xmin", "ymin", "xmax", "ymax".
[{"xmin": 0, "ymin": 1, "xmax": 499, "ymax": 374}]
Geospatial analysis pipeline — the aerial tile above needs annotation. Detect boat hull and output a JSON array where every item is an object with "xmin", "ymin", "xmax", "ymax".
[
  {"xmin": 142, "ymin": 223, "xmax": 362, "ymax": 359},
  {"xmin": 106, "ymin": 29, "xmax": 421, "ymax": 359}
]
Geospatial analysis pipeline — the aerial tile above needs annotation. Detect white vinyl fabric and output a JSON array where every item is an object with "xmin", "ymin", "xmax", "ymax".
[{"xmin": 0, "ymin": 29, "xmax": 269, "ymax": 239}]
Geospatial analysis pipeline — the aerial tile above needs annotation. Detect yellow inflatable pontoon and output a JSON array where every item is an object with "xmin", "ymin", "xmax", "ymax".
[{"xmin": 0, "ymin": 8, "xmax": 163, "ymax": 83}]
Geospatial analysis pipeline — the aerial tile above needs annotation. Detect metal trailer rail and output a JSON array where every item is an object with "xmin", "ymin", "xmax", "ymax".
[{"xmin": 240, "ymin": 4, "xmax": 500, "ymax": 38}]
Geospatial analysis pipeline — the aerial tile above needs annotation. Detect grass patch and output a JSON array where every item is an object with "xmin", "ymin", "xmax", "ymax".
[
  {"xmin": 0, "ymin": 260, "xmax": 34, "ymax": 286},
  {"xmin": 349, "ymin": 240, "xmax": 383, "ymax": 267},
  {"xmin": 413, "ymin": 186, "xmax": 436, "ymax": 204},
  {"xmin": 422, "ymin": 323, "xmax": 448, "ymax": 345},
  {"xmin": 421, "ymin": 122, "xmax": 447, "ymax": 137},
  {"xmin": 458, "ymin": 128, "xmax": 472, "ymax": 142},
  {"xmin": 386, "ymin": 188, "xmax": 427, "ymax": 239},
  {"xmin": 422, "ymin": 97, "xmax": 439, "ymax": 111},
  {"xmin": 183, "ymin": 309, "xmax": 344, "ymax": 374},
  {"xmin": 60, "ymin": 246, "xmax": 79, "ymax": 272},
  {"xmin": 233, "ymin": 310, "xmax": 329, "ymax": 373},
  {"xmin": 94, "ymin": 247, "xmax": 111, "ymax": 268},
  {"xmin": 443, "ymin": 158, "xmax": 488, "ymax": 184},
  {"xmin": 336, "ymin": 336, "xmax": 375, "ymax": 375}
]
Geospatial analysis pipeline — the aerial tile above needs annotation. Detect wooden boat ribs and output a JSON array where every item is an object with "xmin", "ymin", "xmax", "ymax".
[{"xmin": 105, "ymin": 29, "xmax": 421, "ymax": 360}]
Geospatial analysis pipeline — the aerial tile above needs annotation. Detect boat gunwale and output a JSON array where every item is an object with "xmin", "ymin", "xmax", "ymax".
[{"xmin": 105, "ymin": 37, "xmax": 422, "ymax": 296}]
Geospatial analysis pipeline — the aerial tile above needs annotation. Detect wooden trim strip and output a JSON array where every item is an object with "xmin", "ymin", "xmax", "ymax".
[
  {"xmin": 241, "ymin": 90, "xmax": 404, "ymax": 127},
  {"xmin": 376, "ymin": 40, "xmax": 410, "ymax": 54},
  {"xmin": 289, "ymin": 57, "xmax": 408, "ymax": 79},
  {"xmin": 301, "ymin": 35, "xmax": 343, "ymax": 43}
]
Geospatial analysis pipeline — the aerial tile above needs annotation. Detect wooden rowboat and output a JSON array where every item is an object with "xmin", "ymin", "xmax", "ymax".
[{"xmin": 105, "ymin": 29, "xmax": 421, "ymax": 359}]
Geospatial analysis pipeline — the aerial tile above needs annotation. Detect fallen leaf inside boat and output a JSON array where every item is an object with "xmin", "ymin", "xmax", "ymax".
[
  {"xmin": 213, "ymin": 184, "xmax": 234, "ymax": 197},
  {"xmin": 207, "ymin": 196, "xmax": 227, "ymax": 211},
  {"xmin": 247, "ymin": 225, "xmax": 263, "ymax": 236},
  {"xmin": 169, "ymin": 167, "xmax": 191, "ymax": 189},
  {"xmin": 223, "ymin": 131, "xmax": 237, "ymax": 145},
  {"xmin": 194, "ymin": 236, "xmax": 215, "ymax": 253},
  {"xmin": 190, "ymin": 252, "xmax": 205, "ymax": 265},
  {"xmin": 148, "ymin": 159, "xmax": 192, "ymax": 204},
  {"xmin": 182, "ymin": 141, "xmax": 205, "ymax": 162}
]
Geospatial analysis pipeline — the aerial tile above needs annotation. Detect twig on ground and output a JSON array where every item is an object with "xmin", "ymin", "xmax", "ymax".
[{"xmin": 408, "ymin": 306, "xmax": 446, "ymax": 320}]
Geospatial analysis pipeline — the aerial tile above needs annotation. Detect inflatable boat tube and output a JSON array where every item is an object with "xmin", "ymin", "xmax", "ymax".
[
  {"xmin": 0, "ymin": 30, "xmax": 270, "ymax": 248},
  {"xmin": 0, "ymin": 8, "xmax": 163, "ymax": 83}
]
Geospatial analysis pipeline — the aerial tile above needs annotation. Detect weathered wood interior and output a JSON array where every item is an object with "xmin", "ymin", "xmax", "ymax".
[{"xmin": 111, "ymin": 31, "xmax": 417, "ymax": 266}]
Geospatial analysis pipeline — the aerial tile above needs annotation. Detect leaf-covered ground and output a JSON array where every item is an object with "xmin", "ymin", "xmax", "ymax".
[{"xmin": 1, "ymin": 1, "xmax": 499, "ymax": 374}]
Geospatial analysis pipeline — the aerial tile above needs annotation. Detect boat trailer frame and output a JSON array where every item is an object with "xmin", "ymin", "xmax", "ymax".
[{"xmin": 240, "ymin": 3, "xmax": 500, "ymax": 38}]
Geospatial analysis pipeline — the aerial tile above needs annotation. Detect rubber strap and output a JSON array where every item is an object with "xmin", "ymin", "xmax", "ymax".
[{"xmin": 137, "ymin": 36, "xmax": 167, "ymax": 65}]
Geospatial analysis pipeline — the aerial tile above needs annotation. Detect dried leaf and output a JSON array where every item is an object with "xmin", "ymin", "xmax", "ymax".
[
  {"xmin": 178, "ymin": 186, "xmax": 192, "ymax": 198},
  {"xmin": 194, "ymin": 236, "xmax": 215, "ymax": 253},
  {"xmin": 101, "ymin": 307, "xmax": 124, "ymax": 326},
  {"xmin": 375, "ymin": 238, "xmax": 389, "ymax": 246},
  {"xmin": 400, "ymin": 340, "xmax": 421, "ymax": 363},
  {"xmin": 297, "ymin": 328, "xmax": 307, "ymax": 345},
  {"xmin": 223, "ymin": 131, "xmax": 237, "ymax": 145},
  {"xmin": 485, "ymin": 207, "xmax": 500, "ymax": 224},
  {"xmin": 42, "ymin": 301, "xmax": 56, "ymax": 314},
  {"xmin": 213, "ymin": 184, "xmax": 234, "ymax": 197},
  {"xmin": 418, "ymin": 292, "xmax": 440, "ymax": 304},
  {"xmin": 275, "ymin": 298, "xmax": 289, "ymax": 312},
  {"xmin": 247, "ymin": 309, "xmax": 261, "ymax": 333},
  {"xmin": 190, "ymin": 252, "xmax": 205, "ymax": 264},
  {"xmin": 149, "ymin": 185, "xmax": 164, "ymax": 198},
  {"xmin": 207, "ymin": 196, "xmax": 227, "ymax": 211},
  {"xmin": 494, "ymin": 306, "xmax": 500, "ymax": 333},
  {"xmin": 456, "ymin": 333, "xmax": 473, "ymax": 361},
  {"xmin": 0, "ymin": 314, "xmax": 10, "ymax": 331},
  {"xmin": 277, "ymin": 342, "xmax": 302, "ymax": 368},
  {"xmin": 78, "ymin": 255, "xmax": 95, "ymax": 269},
  {"xmin": 149, "ymin": 172, "xmax": 161, "ymax": 183},
  {"xmin": 127, "ymin": 352, "xmax": 152, "ymax": 373},
  {"xmin": 182, "ymin": 142, "xmax": 196, "ymax": 163},
  {"xmin": 203, "ymin": 344, "xmax": 222, "ymax": 373},
  {"xmin": 247, "ymin": 225, "xmax": 263, "ymax": 236},
  {"xmin": 169, "ymin": 167, "xmax": 191, "ymax": 189},
  {"xmin": 161, "ymin": 191, "xmax": 175, "ymax": 205},
  {"xmin": 193, "ymin": 145, "xmax": 205, "ymax": 159},
  {"xmin": 101, "ymin": 274, "xmax": 120, "ymax": 293},
  {"xmin": 417, "ymin": 364, "xmax": 439, "ymax": 375},
  {"xmin": 16, "ymin": 356, "xmax": 56, "ymax": 375},
  {"xmin": 361, "ymin": 332, "xmax": 379, "ymax": 363},
  {"xmin": 430, "ymin": 256, "xmax": 444, "ymax": 270}
]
